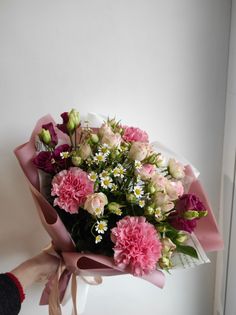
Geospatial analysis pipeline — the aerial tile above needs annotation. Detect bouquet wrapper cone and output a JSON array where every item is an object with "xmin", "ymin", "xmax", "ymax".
[
  {"xmin": 13, "ymin": 115, "xmax": 166, "ymax": 312},
  {"xmin": 14, "ymin": 115, "xmax": 223, "ymax": 313}
]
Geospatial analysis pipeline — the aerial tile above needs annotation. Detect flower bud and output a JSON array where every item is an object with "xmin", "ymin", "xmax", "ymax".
[
  {"xmin": 108, "ymin": 202, "xmax": 123, "ymax": 215},
  {"xmin": 176, "ymin": 232, "xmax": 188, "ymax": 244},
  {"xmin": 67, "ymin": 117, "xmax": 75, "ymax": 133},
  {"xmin": 69, "ymin": 109, "xmax": 80, "ymax": 128},
  {"xmin": 72, "ymin": 156, "xmax": 82, "ymax": 166},
  {"xmin": 183, "ymin": 210, "xmax": 199, "ymax": 220},
  {"xmin": 159, "ymin": 257, "xmax": 172, "ymax": 270},
  {"xmin": 147, "ymin": 183, "xmax": 156, "ymax": 194},
  {"xmin": 39, "ymin": 128, "xmax": 51, "ymax": 145},
  {"xmin": 158, "ymin": 225, "xmax": 167, "ymax": 233},
  {"xmin": 90, "ymin": 133, "xmax": 99, "ymax": 144},
  {"xmin": 198, "ymin": 210, "xmax": 208, "ymax": 218},
  {"xmin": 161, "ymin": 237, "xmax": 176, "ymax": 255},
  {"xmin": 144, "ymin": 206, "xmax": 155, "ymax": 215},
  {"xmin": 126, "ymin": 193, "xmax": 137, "ymax": 204},
  {"xmin": 147, "ymin": 154, "xmax": 157, "ymax": 164}
]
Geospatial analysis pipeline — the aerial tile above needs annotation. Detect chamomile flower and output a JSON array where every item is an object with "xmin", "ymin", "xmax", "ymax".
[
  {"xmin": 94, "ymin": 207, "xmax": 103, "ymax": 217},
  {"xmin": 95, "ymin": 235, "xmax": 102, "ymax": 244},
  {"xmin": 136, "ymin": 175, "xmax": 142, "ymax": 182},
  {"xmin": 95, "ymin": 220, "xmax": 108, "ymax": 234},
  {"xmin": 139, "ymin": 200, "xmax": 145, "ymax": 208},
  {"xmin": 111, "ymin": 184, "xmax": 118, "ymax": 191},
  {"xmin": 154, "ymin": 208, "xmax": 163, "ymax": 221},
  {"xmin": 99, "ymin": 170, "xmax": 110, "ymax": 179},
  {"xmin": 94, "ymin": 152, "xmax": 106, "ymax": 163},
  {"xmin": 99, "ymin": 144, "xmax": 110, "ymax": 156},
  {"xmin": 60, "ymin": 151, "xmax": 70, "ymax": 159},
  {"xmin": 114, "ymin": 208, "xmax": 122, "ymax": 215},
  {"xmin": 120, "ymin": 144, "xmax": 129, "ymax": 152},
  {"xmin": 134, "ymin": 160, "xmax": 142, "ymax": 169},
  {"xmin": 100, "ymin": 176, "xmax": 113, "ymax": 189},
  {"xmin": 88, "ymin": 172, "xmax": 98, "ymax": 182},
  {"xmin": 113, "ymin": 165, "xmax": 126, "ymax": 178},
  {"xmin": 133, "ymin": 186, "xmax": 144, "ymax": 199},
  {"xmin": 85, "ymin": 157, "xmax": 93, "ymax": 166}
]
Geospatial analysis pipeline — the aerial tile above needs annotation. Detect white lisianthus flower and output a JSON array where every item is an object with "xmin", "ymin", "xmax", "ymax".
[{"xmin": 168, "ymin": 158, "xmax": 185, "ymax": 179}]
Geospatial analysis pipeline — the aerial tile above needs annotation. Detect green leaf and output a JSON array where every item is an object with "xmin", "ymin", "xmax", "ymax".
[{"xmin": 176, "ymin": 245, "xmax": 199, "ymax": 259}]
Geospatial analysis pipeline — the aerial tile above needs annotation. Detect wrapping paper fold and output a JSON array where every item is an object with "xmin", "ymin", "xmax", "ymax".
[{"xmin": 14, "ymin": 114, "xmax": 223, "ymax": 307}]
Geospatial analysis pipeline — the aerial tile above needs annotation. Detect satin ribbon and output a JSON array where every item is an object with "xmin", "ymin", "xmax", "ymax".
[{"xmin": 43, "ymin": 244, "xmax": 103, "ymax": 315}]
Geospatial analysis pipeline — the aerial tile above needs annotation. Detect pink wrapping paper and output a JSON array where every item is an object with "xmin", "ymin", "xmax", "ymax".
[{"xmin": 14, "ymin": 115, "xmax": 223, "ymax": 305}]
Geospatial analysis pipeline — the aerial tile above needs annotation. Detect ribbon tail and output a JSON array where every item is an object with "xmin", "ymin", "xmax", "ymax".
[
  {"xmin": 48, "ymin": 261, "xmax": 63, "ymax": 315},
  {"xmin": 71, "ymin": 274, "xmax": 78, "ymax": 315}
]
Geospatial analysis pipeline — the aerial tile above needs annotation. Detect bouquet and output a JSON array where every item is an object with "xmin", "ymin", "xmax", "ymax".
[{"xmin": 14, "ymin": 109, "xmax": 223, "ymax": 314}]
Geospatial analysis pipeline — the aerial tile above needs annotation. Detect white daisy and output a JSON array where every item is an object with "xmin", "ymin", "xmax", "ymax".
[
  {"xmin": 100, "ymin": 176, "xmax": 113, "ymax": 189},
  {"xmin": 134, "ymin": 160, "xmax": 142, "ymax": 169},
  {"xmin": 60, "ymin": 151, "xmax": 70, "ymax": 159},
  {"xmin": 139, "ymin": 200, "xmax": 145, "ymax": 208},
  {"xmin": 95, "ymin": 235, "xmax": 102, "ymax": 244},
  {"xmin": 111, "ymin": 184, "xmax": 118, "ymax": 191},
  {"xmin": 85, "ymin": 157, "xmax": 93, "ymax": 166},
  {"xmin": 94, "ymin": 152, "xmax": 106, "ymax": 163},
  {"xmin": 113, "ymin": 165, "xmax": 126, "ymax": 178},
  {"xmin": 99, "ymin": 170, "xmax": 110, "ymax": 179},
  {"xmin": 133, "ymin": 186, "xmax": 144, "ymax": 199},
  {"xmin": 99, "ymin": 144, "xmax": 110, "ymax": 156},
  {"xmin": 114, "ymin": 208, "xmax": 122, "ymax": 216},
  {"xmin": 154, "ymin": 208, "xmax": 163, "ymax": 221},
  {"xmin": 95, "ymin": 221, "xmax": 108, "ymax": 234},
  {"xmin": 94, "ymin": 207, "xmax": 103, "ymax": 217},
  {"xmin": 88, "ymin": 172, "xmax": 98, "ymax": 182}
]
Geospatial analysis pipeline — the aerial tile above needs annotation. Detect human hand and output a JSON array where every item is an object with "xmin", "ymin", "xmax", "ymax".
[{"xmin": 11, "ymin": 251, "xmax": 59, "ymax": 289}]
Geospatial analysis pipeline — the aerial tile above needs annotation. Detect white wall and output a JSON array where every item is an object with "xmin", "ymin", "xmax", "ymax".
[
  {"xmin": 0, "ymin": 1, "xmax": 230, "ymax": 314},
  {"xmin": 214, "ymin": 0, "xmax": 236, "ymax": 314}
]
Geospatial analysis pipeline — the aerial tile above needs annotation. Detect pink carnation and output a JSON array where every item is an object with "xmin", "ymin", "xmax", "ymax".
[
  {"xmin": 51, "ymin": 167, "xmax": 94, "ymax": 214},
  {"xmin": 111, "ymin": 216, "xmax": 162, "ymax": 276},
  {"xmin": 122, "ymin": 126, "xmax": 149, "ymax": 143}
]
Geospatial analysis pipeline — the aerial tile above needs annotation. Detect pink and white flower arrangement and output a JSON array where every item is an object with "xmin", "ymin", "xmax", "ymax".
[{"xmin": 32, "ymin": 109, "xmax": 209, "ymax": 275}]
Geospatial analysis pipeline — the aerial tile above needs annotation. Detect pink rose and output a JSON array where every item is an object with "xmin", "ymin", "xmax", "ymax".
[
  {"xmin": 136, "ymin": 164, "xmax": 156, "ymax": 180},
  {"xmin": 101, "ymin": 132, "xmax": 122, "ymax": 148},
  {"xmin": 122, "ymin": 126, "xmax": 149, "ymax": 143},
  {"xmin": 168, "ymin": 159, "xmax": 185, "ymax": 179},
  {"xmin": 84, "ymin": 192, "xmax": 108, "ymax": 217},
  {"xmin": 51, "ymin": 167, "xmax": 94, "ymax": 214},
  {"xmin": 129, "ymin": 142, "xmax": 151, "ymax": 161},
  {"xmin": 98, "ymin": 123, "xmax": 113, "ymax": 138},
  {"xmin": 153, "ymin": 192, "xmax": 174, "ymax": 212},
  {"xmin": 165, "ymin": 181, "xmax": 184, "ymax": 201},
  {"xmin": 79, "ymin": 143, "xmax": 92, "ymax": 160},
  {"xmin": 151, "ymin": 174, "xmax": 167, "ymax": 192}
]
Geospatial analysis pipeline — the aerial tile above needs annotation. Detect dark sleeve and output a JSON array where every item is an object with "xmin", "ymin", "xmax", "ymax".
[{"xmin": 0, "ymin": 273, "xmax": 24, "ymax": 315}]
